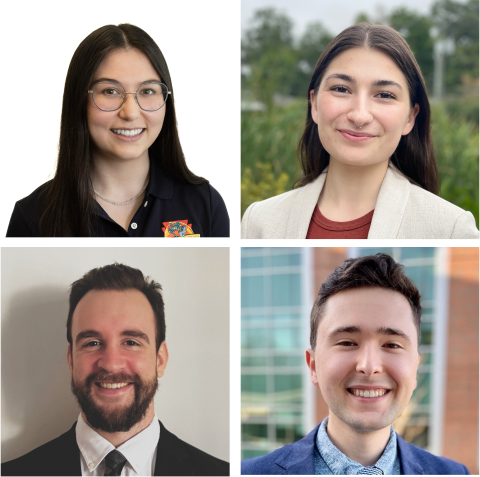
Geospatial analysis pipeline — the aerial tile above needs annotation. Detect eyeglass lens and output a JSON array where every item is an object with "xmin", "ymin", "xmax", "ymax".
[{"xmin": 92, "ymin": 83, "xmax": 169, "ymax": 111}]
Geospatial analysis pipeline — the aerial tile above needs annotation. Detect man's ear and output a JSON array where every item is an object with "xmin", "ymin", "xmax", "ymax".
[
  {"xmin": 67, "ymin": 343, "xmax": 73, "ymax": 371},
  {"xmin": 156, "ymin": 341, "xmax": 169, "ymax": 378},
  {"xmin": 306, "ymin": 349, "xmax": 318, "ymax": 385}
]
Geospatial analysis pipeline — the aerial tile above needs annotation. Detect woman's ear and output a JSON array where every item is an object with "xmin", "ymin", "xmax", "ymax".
[
  {"xmin": 402, "ymin": 103, "xmax": 420, "ymax": 136},
  {"xmin": 310, "ymin": 89, "xmax": 319, "ymax": 125}
]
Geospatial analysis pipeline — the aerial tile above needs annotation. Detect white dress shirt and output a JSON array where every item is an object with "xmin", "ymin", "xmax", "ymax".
[{"xmin": 76, "ymin": 413, "xmax": 160, "ymax": 476}]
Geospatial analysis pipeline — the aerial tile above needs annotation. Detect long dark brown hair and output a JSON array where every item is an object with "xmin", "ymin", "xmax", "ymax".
[
  {"xmin": 297, "ymin": 23, "xmax": 439, "ymax": 194},
  {"xmin": 40, "ymin": 24, "xmax": 206, "ymax": 236},
  {"xmin": 310, "ymin": 253, "xmax": 421, "ymax": 350},
  {"xmin": 67, "ymin": 263, "xmax": 165, "ymax": 353}
]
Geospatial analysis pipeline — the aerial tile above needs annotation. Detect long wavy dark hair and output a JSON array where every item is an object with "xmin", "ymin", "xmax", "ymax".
[
  {"xmin": 40, "ymin": 24, "xmax": 206, "ymax": 236},
  {"xmin": 297, "ymin": 23, "xmax": 439, "ymax": 194}
]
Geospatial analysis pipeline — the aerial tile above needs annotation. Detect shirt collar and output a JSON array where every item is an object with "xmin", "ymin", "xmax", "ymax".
[
  {"xmin": 76, "ymin": 412, "xmax": 160, "ymax": 474},
  {"xmin": 316, "ymin": 416, "xmax": 398, "ymax": 475}
]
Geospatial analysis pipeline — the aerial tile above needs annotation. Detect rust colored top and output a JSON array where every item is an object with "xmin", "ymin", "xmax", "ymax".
[{"xmin": 306, "ymin": 206, "xmax": 374, "ymax": 239}]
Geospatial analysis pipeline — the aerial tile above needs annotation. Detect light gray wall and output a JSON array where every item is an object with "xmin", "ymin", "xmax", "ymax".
[{"xmin": 2, "ymin": 247, "xmax": 229, "ymax": 463}]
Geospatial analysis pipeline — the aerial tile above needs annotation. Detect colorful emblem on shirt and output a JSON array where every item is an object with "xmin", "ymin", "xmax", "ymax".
[{"xmin": 162, "ymin": 220, "xmax": 200, "ymax": 237}]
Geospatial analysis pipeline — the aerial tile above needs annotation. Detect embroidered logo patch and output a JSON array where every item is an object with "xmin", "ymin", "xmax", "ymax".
[{"xmin": 162, "ymin": 220, "xmax": 200, "ymax": 237}]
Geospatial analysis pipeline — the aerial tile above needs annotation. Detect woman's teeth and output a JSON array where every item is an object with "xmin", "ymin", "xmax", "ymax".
[{"xmin": 112, "ymin": 128, "xmax": 143, "ymax": 137}]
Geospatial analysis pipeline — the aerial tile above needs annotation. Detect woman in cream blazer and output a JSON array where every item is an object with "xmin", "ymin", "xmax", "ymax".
[{"xmin": 241, "ymin": 166, "xmax": 479, "ymax": 239}]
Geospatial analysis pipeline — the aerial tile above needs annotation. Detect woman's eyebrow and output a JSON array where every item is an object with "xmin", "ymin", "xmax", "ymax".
[
  {"xmin": 325, "ymin": 73, "xmax": 403, "ymax": 90},
  {"xmin": 92, "ymin": 77, "xmax": 161, "ymax": 85}
]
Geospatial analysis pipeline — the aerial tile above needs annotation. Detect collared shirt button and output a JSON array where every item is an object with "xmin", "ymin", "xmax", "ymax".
[
  {"xmin": 131, "ymin": 223, "xmax": 138, "ymax": 230},
  {"xmin": 88, "ymin": 462, "xmax": 95, "ymax": 470},
  {"xmin": 144, "ymin": 201, "xmax": 148, "ymax": 207}
]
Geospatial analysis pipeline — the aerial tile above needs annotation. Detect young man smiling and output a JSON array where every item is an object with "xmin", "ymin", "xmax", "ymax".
[
  {"xmin": 242, "ymin": 254, "xmax": 470, "ymax": 475},
  {"xmin": 2, "ymin": 263, "xmax": 229, "ymax": 476}
]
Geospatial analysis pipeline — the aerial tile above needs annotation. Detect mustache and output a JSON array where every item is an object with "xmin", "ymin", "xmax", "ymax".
[{"xmin": 85, "ymin": 370, "xmax": 140, "ymax": 386}]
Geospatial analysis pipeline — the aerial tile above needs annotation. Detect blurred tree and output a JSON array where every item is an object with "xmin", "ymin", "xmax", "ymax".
[
  {"xmin": 241, "ymin": 163, "xmax": 290, "ymax": 216},
  {"xmin": 388, "ymin": 8, "xmax": 434, "ymax": 94},
  {"xmin": 243, "ymin": 8, "xmax": 294, "ymax": 62},
  {"xmin": 242, "ymin": 9, "xmax": 334, "ymax": 108},
  {"xmin": 242, "ymin": 8, "xmax": 297, "ymax": 109},
  {"xmin": 354, "ymin": 13, "xmax": 371, "ymax": 24},
  {"xmin": 431, "ymin": 0, "xmax": 479, "ymax": 93},
  {"xmin": 249, "ymin": 46, "xmax": 298, "ymax": 110},
  {"xmin": 432, "ymin": 0, "xmax": 478, "ymax": 41},
  {"xmin": 294, "ymin": 22, "xmax": 334, "ymax": 96}
]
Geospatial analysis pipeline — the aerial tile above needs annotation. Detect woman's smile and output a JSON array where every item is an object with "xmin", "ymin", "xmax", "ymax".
[
  {"xmin": 110, "ymin": 128, "xmax": 146, "ymax": 142},
  {"xmin": 338, "ymin": 129, "xmax": 376, "ymax": 142}
]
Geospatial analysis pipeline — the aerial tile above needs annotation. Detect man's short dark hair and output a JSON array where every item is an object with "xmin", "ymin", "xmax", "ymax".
[
  {"xmin": 67, "ymin": 263, "xmax": 165, "ymax": 352},
  {"xmin": 310, "ymin": 253, "xmax": 421, "ymax": 349}
]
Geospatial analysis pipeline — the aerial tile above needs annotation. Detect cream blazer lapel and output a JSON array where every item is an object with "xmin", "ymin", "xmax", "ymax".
[
  {"xmin": 368, "ymin": 167, "xmax": 410, "ymax": 238},
  {"xmin": 284, "ymin": 166, "xmax": 408, "ymax": 239},
  {"xmin": 284, "ymin": 172, "xmax": 327, "ymax": 238}
]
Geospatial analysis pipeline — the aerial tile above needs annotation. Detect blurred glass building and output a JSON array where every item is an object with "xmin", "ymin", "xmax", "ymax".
[{"xmin": 241, "ymin": 247, "xmax": 478, "ymax": 473}]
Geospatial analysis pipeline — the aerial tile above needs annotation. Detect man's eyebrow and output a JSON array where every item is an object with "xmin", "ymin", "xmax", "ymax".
[
  {"xmin": 328, "ymin": 325, "xmax": 411, "ymax": 343},
  {"xmin": 324, "ymin": 74, "xmax": 403, "ymax": 90},
  {"xmin": 75, "ymin": 329, "xmax": 150, "ymax": 345},
  {"xmin": 92, "ymin": 78, "xmax": 161, "ymax": 86}
]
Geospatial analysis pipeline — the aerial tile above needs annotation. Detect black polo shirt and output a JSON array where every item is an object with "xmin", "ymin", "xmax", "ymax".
[{"xmin": 6, "ymin": 161, "xmax": 229, "ymax": 237}]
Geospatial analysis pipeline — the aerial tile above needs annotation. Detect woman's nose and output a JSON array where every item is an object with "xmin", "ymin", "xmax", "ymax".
[
  {"xmin": 118, "ymin": 93, "xmax": 141, "ymax": 119},
  {"xmin": 346, "ymin": 95, "xmax": 373, "ymax": 129}
]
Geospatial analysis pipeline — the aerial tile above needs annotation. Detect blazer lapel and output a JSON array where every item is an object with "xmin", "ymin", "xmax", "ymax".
[
  {"xmin": 285, "ymin": 173, "xmax": 327, "ymax": 238},
  {"xmin": 368, "ymin": 167, "xmax": 411, "ymax": 239},
  {"xmin": 274, "ymin": 425, "xmax": 318, "ymax": 475},
  {"xmin": 396, "ymin": 434, "xmax": 427, "ymax": 475},
  {"xmin": 283, "ymin": 165, "xmax": 410, "ymax": 239}
]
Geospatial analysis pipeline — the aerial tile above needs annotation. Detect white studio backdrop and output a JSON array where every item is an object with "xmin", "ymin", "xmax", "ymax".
[
  {"xmin": 0, "ymin": 0, "xmax": 240, "ymax": 236},
  {"xmin": 1, "ymin": 247, "xmax": 230, "ymax": 463}
]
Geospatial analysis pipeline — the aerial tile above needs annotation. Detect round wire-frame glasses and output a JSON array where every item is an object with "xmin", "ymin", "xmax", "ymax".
[{"xmin": 87, "ymin": 82, "xmax": 171, "ymax": 112}]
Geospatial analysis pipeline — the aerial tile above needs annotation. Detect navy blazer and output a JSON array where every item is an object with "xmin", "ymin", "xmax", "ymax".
[
  {"xmin": 241, "ymin": 424, "xmax": 470, "ymax": 475},
  {"xmin": 2, "ymin": 420, "xmax": 229, "ymax": 476}
]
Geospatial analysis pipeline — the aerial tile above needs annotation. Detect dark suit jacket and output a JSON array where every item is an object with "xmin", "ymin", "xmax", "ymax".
[{"xmin": 2, "ymin": 420, "xmax": 229, "ymax": 476}]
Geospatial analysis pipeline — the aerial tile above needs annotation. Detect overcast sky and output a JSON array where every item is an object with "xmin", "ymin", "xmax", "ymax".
[{"xmin": 242, "ymin": 0, "xmax": 466, "ymax": 38}]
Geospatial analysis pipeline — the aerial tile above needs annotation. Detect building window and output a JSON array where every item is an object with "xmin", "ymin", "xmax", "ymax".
[{"xmin": 241, "ymin": 248, "xmax": 310, "ymax": 459}]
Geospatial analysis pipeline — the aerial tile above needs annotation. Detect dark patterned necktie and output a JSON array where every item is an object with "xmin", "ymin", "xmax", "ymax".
[
  {"xmin": 356, "ymin": 466, "xmax": 383, "ymax": 474},
  {"xmin": 104, "ymin": 450, "xmax": 127, "ymax": 476}
]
